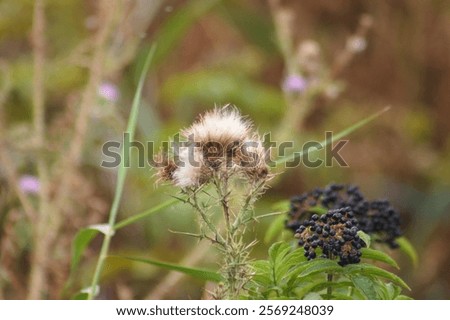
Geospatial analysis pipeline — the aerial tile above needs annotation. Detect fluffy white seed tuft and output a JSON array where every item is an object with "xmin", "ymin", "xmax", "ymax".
[
  {"xmin": 172, "ymin": 146, "xmax": 206, "ymax": 188},
  {"xmin": 182, "ymin": 106, "xmax": 252, "ymax": 148}
]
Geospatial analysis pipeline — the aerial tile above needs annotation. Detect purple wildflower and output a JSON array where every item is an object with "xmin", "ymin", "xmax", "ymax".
[
  {"xmin": 282, "ymin": 75, "xmax": 308, "ymax": 94},
  {"xmin": 19, "ymin": 175, "xmax": 40, "ymax": 195},
  {"xmin": 98, "ymin": 82, "xmax": 120, "ymax": 102}
]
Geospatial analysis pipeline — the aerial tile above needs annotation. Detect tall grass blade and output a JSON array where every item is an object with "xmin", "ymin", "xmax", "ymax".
[
  {"xmin": 110, "ymin": 256, "xmax": 223, "ymax": 283},
  {"xmin": 275, "ymin": 107, "xmax": 390, "ymax": 166},
  {"xmin": 87, "ymin": 44, "xmax": 156, "ymax": 299}
]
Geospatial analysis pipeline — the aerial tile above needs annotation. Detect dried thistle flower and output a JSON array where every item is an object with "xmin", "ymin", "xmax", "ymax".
[
  {"xmin": 237, "ymin": 136, "xmax": 270, "ymax": 182},
  {"xmin": 155, "ymin": 153, "xmax": 177, "ymax": 183},
  {"xmin": 156, "ymin": 106, "xmax": 271, "ymax": 299},
  {"xmin": 172, "ymin": 146, "xmax": 210, "ymax": 188},
  {"xmin": 158, "ymin": 106, "xmax": 270, "ymax": 189},
  {"xmin": 181, "ymin": 106, "xmax": 252, "ymax": 150}
]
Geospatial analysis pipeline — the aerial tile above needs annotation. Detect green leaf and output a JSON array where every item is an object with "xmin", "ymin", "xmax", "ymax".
[
  {"xmin": 68, "ymin": 197, "xmax": 177, "ymax": 292},
  {"xmin": 303, "ymin": 292, "xmax": 323, "ymax": 300},
  {"xmin": 111, "ymin": 256, "xmax": 223, "ymax": 283},
  {"xmin": 250, "ymin": 260, "xmax": 272, "ymax": 286},
  {"xmin": 271, "ymin": 200, "xmax": 290, "ymax": 212},
  {"xmin": 114, "ymin": 198, "xmax": 178, "ymax": 230},
  {"xmin": 294, "ymin": 279, "xmax": 353, "ymax": 299},
  {"xmin": 395, "ymin": 295, "xmax": 414, "ymax": 300},
  {"xmin": 357, "ymin": 230, "xmax": 371, "ymax": 248},
  {"xmin": 361, "ymin": 248, "xmax": 399, "ymax": 269},
  {"xmin": 275, "ymin": 107, "xmax": 391, "ymax": 166},
  {"xmin": 70, "ymin": 228, "xmax": 99, "ymax": 272},
  {"xmin": 351, "ymin": 275, "xmax": 378, "ymax": 300},
  {"xmin": 308, "ymin": 280, "xmax": 354, "ymax": 294},
  {"xmin": 264, "ymin": 214, "xmax": 286, "ymax": 244},
  {"xmin": 330, "ymin": 293, "xmax": 356, "ymax": 300},
  {"xmin": 276, "ymin": 249, "xmax": 308, "ymax": 286},
  {"xmin": 345, "ymin": 264, "xmax": 410, "ymax": 290},
  {"xmin": 397, "ymin": 237, "xmax": 418, "ymax": 267},
  {"xmin": 373, "ymin": 280, "xmax": 389, "ymax": 300},
  {"xmin": 281, "ymin": 248, "xmax": 308, "ymax": 270},
  {"xmin": 71, "ymin": 293, "xmax": 88, "ymax": 300},
  {"xmin": 268, "ymin": 241, "xmax": 291, "ymax": 265},
  {"xmin": 64, "ymin": 226, "xmax": 105, "ymax": 295},
  {"xmin": 385, "ymin": 282, "xmax": 402, "ymax": 299},
  {"xmin": 268, "ymin": 242, "xmax": 293, "ymax": 284},
  {"xmin": 298, "ymin": 259, "xmax": 343, "ymax": 278}
]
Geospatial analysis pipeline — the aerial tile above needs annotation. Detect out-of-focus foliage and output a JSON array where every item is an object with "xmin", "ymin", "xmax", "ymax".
[{"xmin": 0, "ymin": 0, "xmax": 449, "ymax": 299}]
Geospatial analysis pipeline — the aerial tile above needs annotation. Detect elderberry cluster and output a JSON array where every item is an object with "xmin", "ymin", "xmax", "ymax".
[
  {"xmin": 295, "ymin": 207, "xmax": 364, "ymax": 266},
  {"xmin": 286, "ymin": 183, "xmax": 402, "ymax": 248},
  {"xmin": 362, "ymin": 200, "xmax": 402, "ymax": 248}
]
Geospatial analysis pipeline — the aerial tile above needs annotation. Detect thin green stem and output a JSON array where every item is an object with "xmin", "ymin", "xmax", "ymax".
[
  {"xmin": 348, "ymin": 285, "xmax": 354, "ymax": 297},
  {"xmin": 114, "ymin": 198, "xmax": 178, "ymax": 230},
  {"xmin": 87, "ymin": 45, "xmax": 156, "ymax": 300},
  {"xmin": 275, "ymin": 106, "xmax": 390, "ymax": 166},
  {"xmin": 327, "ymin": 273, "xmax": 333, "ymax": 296}
]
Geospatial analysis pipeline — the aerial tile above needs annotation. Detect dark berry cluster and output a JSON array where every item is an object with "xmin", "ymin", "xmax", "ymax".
[
  {"xmin": 286, "ymin": 192, "xmax": 321, "ymax": 233},
  {"xmin": 295, "ymin": 207, "xmax": 364, "ymax": 266},
  {"xmin": 362, "ymin": 200, "xmax": 402, "ymax": 248},
  {"xmin": 286, "ymin": 183, "xmax": 402, "ymax": 248}
]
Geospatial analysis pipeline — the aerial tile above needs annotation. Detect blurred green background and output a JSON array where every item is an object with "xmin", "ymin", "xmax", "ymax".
[{"xmin": 0, "ymin": 0, "xmax": 449, "ymax": 299}]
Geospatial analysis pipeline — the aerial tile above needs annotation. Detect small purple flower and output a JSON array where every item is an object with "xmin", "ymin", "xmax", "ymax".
[
  {"xmin": 98, "ymin": 82, "xmax": 120, "ymax": 102},
  {"xmin": 19, "ymin": 175, "xmax": 40, "ymax": 195},
  {"xmin": 282, "ymin": 75, "xmax": 308, "ymax": 94}
]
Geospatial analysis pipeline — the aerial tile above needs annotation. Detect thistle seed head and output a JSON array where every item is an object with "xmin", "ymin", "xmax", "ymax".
[
  {"xmin": 181, "ymin": 106, "xmax": 252, "ymax": 150},
  {"xmin": 157, "ymin": 106, "xmax": 271, "ymax": 189}
]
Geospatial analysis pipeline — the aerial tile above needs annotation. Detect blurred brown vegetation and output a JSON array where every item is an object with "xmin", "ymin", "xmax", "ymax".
[{"xmin": 0, "ymin": 0, "xmax": 449, "ymax": 299}]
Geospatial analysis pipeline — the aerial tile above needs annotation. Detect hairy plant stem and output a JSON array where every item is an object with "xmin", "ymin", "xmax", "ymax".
[
  {"xmin": 219, "ymin": 173, "xmax": 242, "ymax": 299},
  {"xmin": 185, "ymin": 172, "xmax": 258, "ymax": 299},
  {"xmin": 191, "ymin": 191, "xmax": 225, "ymax": 246},
  {"xmin": 145, "ymin": 180, "xmax": 270, "ymax": 299},
  {"xmin": 215, "ymin": 173, "xmax": 260, "ymax": 299}
]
